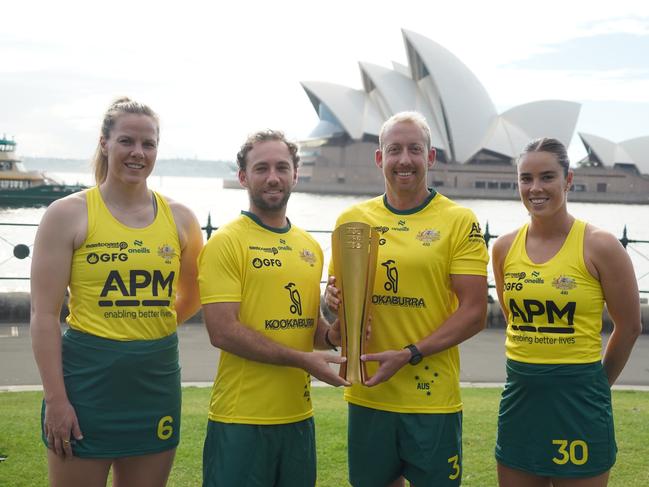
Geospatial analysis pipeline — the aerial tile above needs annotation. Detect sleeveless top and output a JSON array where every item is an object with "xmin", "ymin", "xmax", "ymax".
[
  {"xmin": 66, "ymin": 186, "xmax": 181, "ymax": 340},
  {"xmin": 503, "ymin": 219, "xmax": 604, "ymax": 363}
]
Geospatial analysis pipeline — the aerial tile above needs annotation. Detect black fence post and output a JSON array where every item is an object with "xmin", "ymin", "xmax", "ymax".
[
  {"xmin": 483, "ymin": 221, "xmax": 497, "ymax": 249},
  {"xmin": 621, "ymin": 225, "xmax": 629, "ymax": 249},
  {"xmin": 202, "ymin": 213, "xmax": 216, "ymax": 240}
]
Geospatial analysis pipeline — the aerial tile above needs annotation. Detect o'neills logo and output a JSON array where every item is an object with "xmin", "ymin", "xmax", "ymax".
[
  {"xmin": 128, "ymin": 247, "xmax": 151, "ymax": 254},
  {"xmin": 371, "ymin": 295, "xmax": 426, "ymax": 308},
  {"xmin": 391, "ymin": 220, "xmax": 410, "ymax": 232},
  {"xmin": 265, "ymin": 318, "xmax": 315, "ymax": 330}
]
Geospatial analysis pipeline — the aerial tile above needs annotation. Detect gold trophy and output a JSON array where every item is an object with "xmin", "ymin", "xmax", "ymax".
[{"xmin": 332, "ymin": 222, "xmax": 379, "ymax": 384}]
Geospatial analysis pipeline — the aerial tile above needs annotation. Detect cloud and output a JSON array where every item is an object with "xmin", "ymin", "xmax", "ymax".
[
  {"xmin": 3, "ymin": 1, "xmax": 649, "ymax": 159},
  {"xmin": 504, "ymin": 32, "xmax": 649, "ymax": 72}
]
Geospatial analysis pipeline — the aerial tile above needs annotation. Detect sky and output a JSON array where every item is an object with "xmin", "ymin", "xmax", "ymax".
[{"xmin": 2, "ymin": 0, "xmax": 649, "ymax": 164}]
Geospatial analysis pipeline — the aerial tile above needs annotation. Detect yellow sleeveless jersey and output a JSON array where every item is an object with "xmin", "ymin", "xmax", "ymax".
[
  {"xmin": 502, "ymin": 220, "xmax": 604, "ymax": 363},
  {"xmin": 198, "ymin": 212, "xmax": 324, "ymax": 425},
  {"xmin": 67, "ymin": 187, "xmax": 180, "ymax": 340},
  {"xmin": 330, "ymin": 192, "xmax": 489, "ymax": 413}
]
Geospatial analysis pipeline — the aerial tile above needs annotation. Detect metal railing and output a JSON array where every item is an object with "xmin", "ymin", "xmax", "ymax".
[
  {"xmin": 0, "ymin": 222, "xmax": 38, "ymax": 280},
  {"xmin": 1, "ymin": 217, "xmax": 648, "ymax": 294}
]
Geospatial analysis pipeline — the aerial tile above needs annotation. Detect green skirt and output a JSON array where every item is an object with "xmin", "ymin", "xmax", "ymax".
[
  {"xmin": 496, "ymin": 359, "xmax": 616, "ymax": 478},
  {"xmin": 41, "ymin": 328, "xmax": 181, "ymax": 458}
]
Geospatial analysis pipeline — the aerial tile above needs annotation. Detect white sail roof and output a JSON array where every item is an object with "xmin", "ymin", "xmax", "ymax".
[
  {"xmin": 301, "ymin": 81, "xmax": 382, "ymax": 139},
  {"xmin": 500, "ymin": 100, "xmax": 580, "ymax": 149},
  {"xmin": 621, "ymin": 136, "xmax": 649, "ymax": 174},
  {"xmin": 300, "ymin": 29, "xmax": 647, "ymax": 170},
  {"xmin": 579, "ymin": 133, "xmax": 632, "ymax": 165},
  {"xmin": 402, "ymin": 29, "xmax": 497, "ymax": 162},
  {"xmin": 478, "ymin": 117, "xmax": 531, "ymax": 159},
  {"xmin": 358, "ymin": 61, "xmax": 447, "ymax": 151}
]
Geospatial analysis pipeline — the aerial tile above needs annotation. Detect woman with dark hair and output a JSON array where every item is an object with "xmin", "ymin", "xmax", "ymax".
[
  {"xmin": 31, "ymin": 97, "xmax": 203, "ymax": 486},
  {"xmin": 491, "ymin": 137, "xmax": 641, "ymax": 487}
]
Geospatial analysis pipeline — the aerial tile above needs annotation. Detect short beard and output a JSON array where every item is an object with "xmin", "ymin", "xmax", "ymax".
[{"xmin": 250, "ymin": 189, "xmax": 291, "ymax": 212}]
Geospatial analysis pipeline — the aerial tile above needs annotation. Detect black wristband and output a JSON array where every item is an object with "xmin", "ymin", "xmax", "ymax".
[{"xmin": 324, "ymin": 328, "xmax": 338, "ymax": 351}]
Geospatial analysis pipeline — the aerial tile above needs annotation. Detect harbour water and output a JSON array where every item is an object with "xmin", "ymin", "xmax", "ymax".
[{"xmin": 1, "ymin": 171, "xmax": 648, "ymax": 293}]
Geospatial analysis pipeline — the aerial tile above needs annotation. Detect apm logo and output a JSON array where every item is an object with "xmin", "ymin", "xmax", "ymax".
[
  {"xmin": 97, "ymin": 270, "xmax": 175, "ymax": 308},
  {"xmin": 508, "ymin": 298, "xmax": 576, "ymax": 334},
  {"xmin": 284, "ymin": 282, "xmax": 302, "ymax": 315},
  {"xmin": 381, "ymin": 259, "xmax": 399, "ymax": 293}
]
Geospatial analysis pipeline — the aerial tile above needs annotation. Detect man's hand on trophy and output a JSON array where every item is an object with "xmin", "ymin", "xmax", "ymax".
[
  {"xmin": 365, "ymin": 315, "xmax": 372, "ymax": 341},
  {"xmin": 327, "ymin": 319, "xmax": 342, "ymax": 347},
  {"xmin": 361, "ymin": 349, "xmax": 411, "ymax": 387},
  {"xmin": 328, "ymin": 315, "xmax": 373, "ymax": 346},
  {"xmin": 325, "ymin": 276, "xmax": 341, "ymax": 312},
  {"xmin": 302, "ymin": 351, "xmax": 351, "ymax": 387}
]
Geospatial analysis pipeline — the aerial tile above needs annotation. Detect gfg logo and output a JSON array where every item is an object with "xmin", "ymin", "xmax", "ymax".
[
  {"xmin": 252, "ymin": 258, "xmax": 282, "ymax": 269},
  {"xmin": 87, "ymin": 252, "xmax": 128, "ymax": 264},
  {"xmin": 504, "ymin": 282, "xmax": 523, "ymax": 291}
]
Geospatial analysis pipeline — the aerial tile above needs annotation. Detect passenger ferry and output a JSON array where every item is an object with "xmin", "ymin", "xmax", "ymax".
[{"xmin": 0, "ymin": 136, "xmax": 85, "ymax": 206}]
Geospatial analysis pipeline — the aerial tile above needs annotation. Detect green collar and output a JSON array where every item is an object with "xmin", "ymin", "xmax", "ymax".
[
  {"xmin": 241, "ymin": 210, "xmax": 292, "ymax": 234},
  {"xmin": 382, "ymin": 189, "xmax": 437, "ymax": 215}
]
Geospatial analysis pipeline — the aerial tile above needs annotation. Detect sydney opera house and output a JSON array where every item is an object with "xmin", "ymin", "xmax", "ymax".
[{"xmin": 294, "ymin": 29, "xmax": 649, "ymax": 203}]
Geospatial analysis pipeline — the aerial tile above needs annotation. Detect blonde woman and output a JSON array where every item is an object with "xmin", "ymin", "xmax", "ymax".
[{"xmin": 31, "ymin": 98, "xmax": 202, "ymax": 487}]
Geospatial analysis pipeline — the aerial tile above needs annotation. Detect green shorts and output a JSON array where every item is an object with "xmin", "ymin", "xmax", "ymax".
[
  {"xmin": 496, "ymin": 359, "xmax": 616, "ymax": 478},
  {"xmin": 348, "ymin": 404, "xmax": 462, "ymax": 487},
  {"xmin": 40, "ymin": 328, "xmax": 181, "ymax": 458},
  {"xmin": 202, "ymin": 418, "xmax": 316, "ymax": 487}
]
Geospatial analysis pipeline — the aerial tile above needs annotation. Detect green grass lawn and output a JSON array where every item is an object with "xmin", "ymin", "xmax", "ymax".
[{"xmin": 1, "ymin": 387, "xmax": 647, "ymax": 486}]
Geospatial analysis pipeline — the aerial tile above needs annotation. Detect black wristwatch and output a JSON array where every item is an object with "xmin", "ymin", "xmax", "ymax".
[{"xmin": 404, "ymin": 344, "xmax": 423, "ymax": 365}]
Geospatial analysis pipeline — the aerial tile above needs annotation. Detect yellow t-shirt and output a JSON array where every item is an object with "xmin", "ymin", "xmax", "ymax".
[
  {"xmin": 330, "ymin": 191, "xmax": 489, "ymax": 413},
  {"xmin": 198, "ymin": 212, "xmax": 324, "ymax": 424},
  {"xmin": 503, "ymin": 220, "xmax": 604, "ymax": 363},
  {"xmin": 67, "ymin": 186, "xmax": 180, "ymax": 340}
]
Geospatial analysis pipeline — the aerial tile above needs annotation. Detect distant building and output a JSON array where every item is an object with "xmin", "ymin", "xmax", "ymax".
[{"xmin": 295, "ymin": 29, "xmax": 649, "ymax": 203}]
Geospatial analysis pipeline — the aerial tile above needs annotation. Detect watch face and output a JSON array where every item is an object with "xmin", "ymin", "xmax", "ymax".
[
  {"xmin": 409, "ymin": 353, "xmax": 423, "ymax": 365},
  {"xmin": 406, "ymin": 344, "xmax": 422, "ymax": 365}
]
